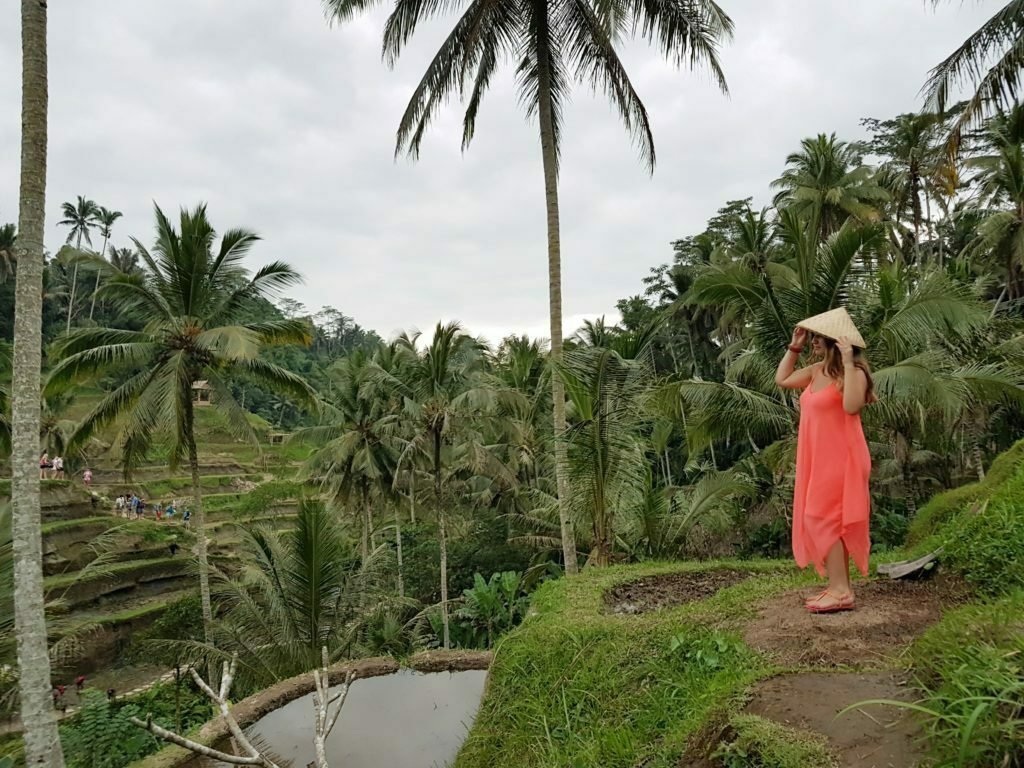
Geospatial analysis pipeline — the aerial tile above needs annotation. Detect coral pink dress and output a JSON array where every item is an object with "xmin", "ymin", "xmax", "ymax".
[{"xmin": 792, "ymin": 375, "xmax": 872, "ymax": 577}]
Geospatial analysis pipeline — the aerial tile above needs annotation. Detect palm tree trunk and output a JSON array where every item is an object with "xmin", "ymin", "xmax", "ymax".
[
  {"xmin": 184, "ymin": 399, "xmax": 213, "ymax": 638},
  {"xmin": 393, "ymin": 503, "xmax": 404, "ymax": 599},
  {"xmin": 536, "ymin": 42, "xmax": 579, "ymax": 576},
  {"xmin": 361, "ymin": 484, "xmax": 371, "ymax": 561},
  {"xmin": 12, "ymin": 2, "xmax": 66, "ymax": 765},
  {"xmin": 409, "ymin": 468, "xmax": 416, "ymax": 525},
  {"xmin": 970, "ymin": 416, "xmax": 986, "ymax": 481},
  {"xmin": 433, "ymin": 429, "xmax": 449, "ymax": 649},
  {"xmin": 88, "ymin": 232, "xmax": 108, "ymax": 320},
  {"xmin": 65, "ymin": 230, "xmax": 81, "ymax": 332}
]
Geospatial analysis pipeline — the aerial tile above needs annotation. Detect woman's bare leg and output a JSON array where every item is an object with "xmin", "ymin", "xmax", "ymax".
[{"xmin": 807, "ymin": 540, "xmax": 853, "ymax": 610}]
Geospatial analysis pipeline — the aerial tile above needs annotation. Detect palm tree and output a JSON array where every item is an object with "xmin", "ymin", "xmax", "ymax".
[
  {"xmin": 771, "ymin": 134, "xmax": 890, "ymax": 242},
  {"xmin": 107, "ymin": 245, "xmax": 141, "ymax": 276},
  {"xmin": 965, "ymin": 143, "xmax": 1024, "ymax": 301},
  {"xmin": 924, "ymin": 1, "xmax": 1024, "ymax": 151},
  {"xmin": 557, "ymin": 344, "xmax": 652, "ymax": 565},
  {"xmin": 11, "ymin": 1, "xmax": 67, "ymax": 765},
  {"xmin": 322, "ymin": 0, "xmax": 734, "ymax": 576},
  {"xmin": 88, "ymin": 206, "xmax": 122, "ymax": 320},
  {"xmin": 294, "ymin": 348, "xmax": 399, "ymax": 561},
  {"xmin": 206, "ymin": 499, "xmax": 394, "ymax": 689},
  {"xmin": 57, "ymin": 195, "xmax": 98, "ymax": 332},
  {"xmin": 373, "ymin": 322, "xmax": 500, "ymax": 648},
  {"xmin": 46, "ymin": 203, "xmax": 318, "ymax": 639}
]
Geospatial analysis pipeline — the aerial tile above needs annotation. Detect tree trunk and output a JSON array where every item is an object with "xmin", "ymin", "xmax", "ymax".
[
  {"xmin": 65, "ymin": 230, "xmax": 81, "ymax": 332},
  {"xmin": 433, "ymin": 429, "xmax": 449, "ymax": 649},
  {"xmin": 361, "ymin": 484, "xmax": 371, "ymax": 562},
  {"xmin": 393, "ymin": 503, "xmax": 404, "ymax": 599},
  {"xmin": 970, "ymin": 416, "xmax": 986, "ymax": 481},
  {"xmin": 409, "ymin": 468, "xmax": 416, "ymax": 525},
  {"xmin": 87, "ymin": 232, "xmax": 108, "ymax": 320},
  {"xmin": 184, "ymin": 398, "xmax": 213, "ymax": 638},
  {"xmin": 12, "ymin": 2, "xmax": 66, "ymax": 765},
  {"xmin": 536, "ymin": 35, "xmax": 578, "ymax": 576}
]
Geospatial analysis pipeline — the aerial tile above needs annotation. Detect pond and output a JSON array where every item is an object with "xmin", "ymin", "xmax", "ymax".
[{"xmin": 202, "ymin": 668, "xmax": 487, "ymax": 768}]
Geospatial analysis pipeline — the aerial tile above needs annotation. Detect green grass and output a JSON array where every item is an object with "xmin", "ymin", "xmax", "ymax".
[
  {"xmin": 454, "ymin": 561, "xmax": 796, "ymax": 768},
  {"xmin": 898, "ymin": 591, "xmax": 1024, "ymax": 767},
  {"xmin": 41, "ymin": 516, "xmax": 119, "ymax": 535},
  {"xmin": 711, "ymin": 714, "xmax": 837, "ymax": 768},
  {"xmin": 907, "ymin": 439, "xmax": 1024, "ymax": 545}
]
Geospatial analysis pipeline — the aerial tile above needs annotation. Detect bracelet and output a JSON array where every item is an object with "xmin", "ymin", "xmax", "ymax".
[{"xmin": 787, "ymin": 345, "xmax": 803, "ymax": 354}]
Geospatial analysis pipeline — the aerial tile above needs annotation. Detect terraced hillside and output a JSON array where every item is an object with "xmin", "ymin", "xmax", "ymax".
[{"xmin": 2, "ymin": 399, "xmax": 312, "ymax": 695}]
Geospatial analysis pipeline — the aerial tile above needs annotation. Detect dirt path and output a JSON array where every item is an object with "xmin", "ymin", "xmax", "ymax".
[
  {"xmin": 746, "ymin": 671, "xmax": 926, "ymax": 768},
  {"xmin": 605, "ymin": 570, "xmax": 754, "ymax": 614},
  {"xmin": 744, "ymin": 578, "xmax": 965, "ymax": 668}
]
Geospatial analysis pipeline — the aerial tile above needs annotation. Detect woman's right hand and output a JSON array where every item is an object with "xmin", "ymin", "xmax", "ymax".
[{"xmin": 790, "ymin": 327, "xmax": 807, "ymax": 349}]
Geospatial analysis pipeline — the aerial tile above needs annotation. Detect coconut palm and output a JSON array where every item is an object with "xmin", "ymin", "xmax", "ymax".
[
  {"xmin": 924, "ymin": 1, "xmax": 1024, "ymax": 150},
  {"xmin": 88, "ymin": 206, "xmax": 122, "ymax": 320},
  {"xmin": 45, "ymin": 203, "xmax": 318, "ymax": 639},
  {"xmin": 771, "ymin": 134, "xmax": 890, "ymax": 241},
  {"xmin": 11, "ymin": 2, "xmax": 67, "ymax": 765},
  {"xmin": 322, "ymin": 0, "xmax": 734, "ymax": 576},
  {"xmin": 57, "ymin": 195, "xmax": 99, "ymax": 332},
  {"xmin": 207, "ymin": 499, "xmax": 396, "ymax": 689},
  {"xmin": 107, "ymin": 245, "xmax": 141, "ymax": 276},
  {"xmin": 371, "ymin": 322, "xmax": 502, "ymax": 648},
  {"xmin": 294, "ymin": 348, "xmax": 400, "ymax": 561},
  {"xmin": 557, "ymin": 344, "xmax": 653, "ymax": 565}
]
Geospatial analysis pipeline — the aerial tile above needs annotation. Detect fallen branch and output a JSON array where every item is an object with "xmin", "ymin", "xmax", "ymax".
[{"xmin": 312, "ymin": 646, "xmax": 357, "ymax": 768}]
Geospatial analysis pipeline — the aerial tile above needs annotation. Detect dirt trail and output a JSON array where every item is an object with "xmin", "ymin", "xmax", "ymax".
[
  {"xmin": 744, "ymin": 578, "xmax": 964, "ymax": 668},
  {"xmin": 603, "ymin": 570, "xmax": 966, "ymax": 767},
  {"xmin": 746, "ymin": 671, "xmax": 926, "ymax": 768}
]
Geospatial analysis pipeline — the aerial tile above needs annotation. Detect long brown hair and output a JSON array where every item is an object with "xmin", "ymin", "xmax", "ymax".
[{"xmin": 819, "ymin": 337, "xmax": 877, "ymax": 404}]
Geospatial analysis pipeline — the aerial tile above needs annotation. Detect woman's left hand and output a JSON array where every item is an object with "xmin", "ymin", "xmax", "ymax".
[{"xmin": 837, "ymin": 335, "xmax": 855, "ymax": 365}]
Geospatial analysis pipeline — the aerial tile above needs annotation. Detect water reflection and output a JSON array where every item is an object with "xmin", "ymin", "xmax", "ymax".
[{"xmin": 207, "ymin": 668, "xmax": 487, "ymax": 768}]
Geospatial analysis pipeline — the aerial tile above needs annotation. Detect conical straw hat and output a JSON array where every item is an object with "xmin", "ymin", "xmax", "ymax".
[{"xmin": 797, "ymin": 307, "xmax": 867, "ymax": 349}]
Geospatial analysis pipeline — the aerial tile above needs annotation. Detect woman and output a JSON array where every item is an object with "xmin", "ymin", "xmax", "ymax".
[{"xmin": 775, "ymin": 307, "xmax": 875, "ymax": 614}]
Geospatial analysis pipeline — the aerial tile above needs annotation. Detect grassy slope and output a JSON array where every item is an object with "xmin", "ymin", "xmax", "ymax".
[
  {"xmin": 456, "ymin": 561, "xmax": 809, "ymax": 768},
  {"xmin": 457, "ymin": 440, "xmax": 1024, "ymax": 768}
]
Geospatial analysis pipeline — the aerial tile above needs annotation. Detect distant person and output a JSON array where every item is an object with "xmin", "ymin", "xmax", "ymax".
[
  {"xmin": 182, "ymin": 508, "xmax": 191, "ymax": 529},
  {"xmin": 114, "ymin": 494, "xmax": 125, "ymax": 516},
  {"xmin": 75, "ymin": 675, "xmax": 86, "ymax": 693},
  {"xmin": 82, "ymin": 468, "xmax": 92, "ymax": 487},
  {"xmin": 165, "ymin": 502, "xmax": 175, "ymax": 520},
  {"xmin": 52, "ymin": 456, "xmax": 64, "ymax": 480},
  {"xmin": 106, "ymin": 688, "xmax": 115, "ymax": 701},
  {"xmin": 39, "ymin": 452, "xmax": 49, "ymax": 479},
  {"xmin": 776, "ymin": 309, "xmax": 875, "ymax": 614},
  {"xmin": 169, "ymin": 541, "xmax": 179, "ymax": 556}
]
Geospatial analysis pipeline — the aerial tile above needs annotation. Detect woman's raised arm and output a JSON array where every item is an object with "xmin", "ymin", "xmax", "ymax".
[{"xmin": 776, "ymin": 328, "xmax": 815, "ymax": 389}]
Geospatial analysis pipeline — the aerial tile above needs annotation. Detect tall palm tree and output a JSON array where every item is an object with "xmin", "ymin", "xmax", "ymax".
[
  {"xmin": 45, "ymin": 203, "xmax": 318, "ymax": 639},
  {"xmin": 925, "ymin": 1, "xmax": 1024, "ymax": 151},
  {"xmin": 771, "ymin": 134, "xmax": 890, "ymax": 242},
  {"xmin": 373, "ymin": 322, "xmax": 499, "ymax": 648},
  {"xmin": 294, "ymin": 348, "xmax": 399, "ymax": 561},
  {"xmin": 57, "ymin": 195, "xmax": 98, "ymax": 332},
  {"xmin": 12, "ymin": 1, "xmax": 67, "ymax": 765},
  {"xmin": 322, "ymin": 0, "xmax": 734, "ymax": 576},
  {"xmin": 88, "ymin": 206, "xmax": 122, "ymax": 320},
  {"xmin": 965, "ymin": 119, "xmax": 1024, "ymax": 301}
]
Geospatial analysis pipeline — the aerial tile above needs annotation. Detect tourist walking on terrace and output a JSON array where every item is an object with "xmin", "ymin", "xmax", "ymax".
[
  {"xmin": 775, "ymin": 308, "xmax": 875, "ymax": 614},
  {"xmin": 82, "ymin": 467, "xmax": 92, "ymax": 487},
  {"xmin": 39, "ymin": 452, "xmax": 50, "ymax": 479}
]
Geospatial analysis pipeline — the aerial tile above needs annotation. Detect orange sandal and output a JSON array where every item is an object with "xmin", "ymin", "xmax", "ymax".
[{"xmin": 805, "ymin": 592, "xmax": 855, "ymax": 614}]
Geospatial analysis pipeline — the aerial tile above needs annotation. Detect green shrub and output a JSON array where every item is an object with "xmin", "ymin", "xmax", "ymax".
[
  {"xmin": 944, "ymin": 500, "xmax": 1024, "ymax": 594},
  {"xmin": 903, "ymin": 592, "xmax": 1024, "ymax": 767},
  {"xmin": 712, "ymin": 715, "xmax": 837, "ymax": 768}
]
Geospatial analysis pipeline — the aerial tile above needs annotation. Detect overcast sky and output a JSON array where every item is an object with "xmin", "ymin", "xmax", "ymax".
[{"xmin": 0, "ymin": 1, "xmax": 992, "ymax": 345}]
